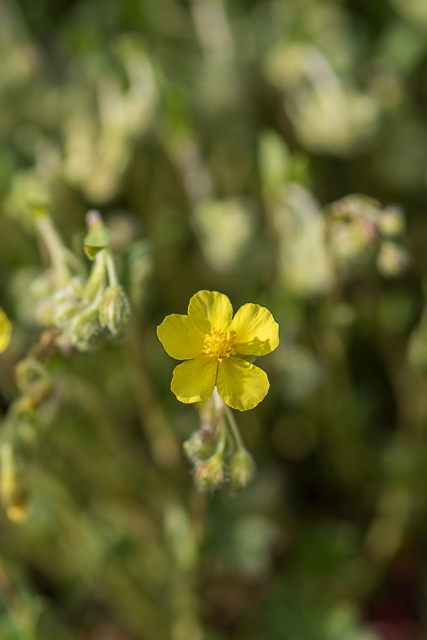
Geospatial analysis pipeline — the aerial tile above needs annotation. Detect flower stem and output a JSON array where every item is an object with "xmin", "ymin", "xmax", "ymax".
[
  {"xmin": 216, "ymin": 418, "xmax": 228, "ymax": 456},
  {"xmin": 223, "ymin": 404, "xmax": 245, "ymax": 451},
  {"xmin": 35, "ymin": 214, "xmax": 70, "ymax": 286},
  {"xmin": 212, "ymin": 387, "xmax": 245, "ymax": 451},
  {"xmin": 104, "ymin": 249, "xmax": 119, "ymax": 287},
  {"xmin": 83, "ymin": 252, "xmax": 107, "ymax": 303}
]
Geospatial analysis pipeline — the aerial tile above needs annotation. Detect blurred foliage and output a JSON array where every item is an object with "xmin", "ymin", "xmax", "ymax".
[{"xmin": 1, "ymin": 0, "xmax": 427, "ymax": 638}]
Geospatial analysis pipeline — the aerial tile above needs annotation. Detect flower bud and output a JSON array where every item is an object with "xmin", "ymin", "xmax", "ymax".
[
  {"xmin": 228, "ymin": 449, "xmax": 255, "ymax": 491},
  {"xmin": 328, "ymin": 217, "xmax": 377, "ymax": 267},
  {"xmin": 67, "ymin": 306, "xmax": 103, "ymax": 352},
  {"xmin": 99, "ymin": 285, "xmax": 131, "ymax": 338},
  {"xmin": 377, "ymin": 241, "xmax": 410, "ymax": 277},
  {"xmin": 183, "ymin": 426, "xmax": 217, "ymax": 462},
  {"xmin": 378, "ymin": 207, "xmax": 405, "ymax": 238},
  {"xmin": 51, "ymin": 277, "xmax": 85, "ymax": 328},
  {"xmin": 52, "ymin": 301, "xmax": 81, "ymax": 329},
  {"xmin": 194, "ymin": 454, "xmax": 225, "ymax": 491}
]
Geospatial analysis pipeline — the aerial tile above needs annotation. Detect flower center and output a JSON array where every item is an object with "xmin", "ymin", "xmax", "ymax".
[{"xmin": 202, "ymin": 328, "xmax": 236, "ymax": 363}]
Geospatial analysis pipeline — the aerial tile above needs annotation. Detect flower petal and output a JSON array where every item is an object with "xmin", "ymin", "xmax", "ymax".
[
  {"xmin": 157, "ymin": 314, "xmax": 205, "ymax": 360},
  {"xmin": 171, "ymin": 356, "xmax": 217, "ymax": 403},
  {"xmin": 229, "ymin": 304, "xmax": 279, "ymax": 356},
  {"xmin": 217, "ymin": 357, "xmax": 270, "ymax": 411},
  {"xmin": 188, "ymin": 290, "xmax": 233, "ymax": 334},
  {"xmin": 0, "ymin": 308, "xmax": 12, "ymax": 354}
]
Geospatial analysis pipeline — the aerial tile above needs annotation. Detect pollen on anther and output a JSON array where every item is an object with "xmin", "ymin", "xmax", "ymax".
[{"xmin": 202, "ymin": 328, "xmax": 236, "ymax": 362}]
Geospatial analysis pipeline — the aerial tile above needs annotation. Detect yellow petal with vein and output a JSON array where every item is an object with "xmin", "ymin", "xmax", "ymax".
[
  {"xmin": 171, "ymin": 356, "xmax": 217, "ymax": 403},
  {"xmin": 188, "ymin": 290, "xmax": 233, "ymax": 334},
  {"xmin": 157, "ymin": 314, "xmax": 205, "ymax": 360},
  {"xmin": 217, "ymin": 357, "xmax": 269, "ymax": 411},
  {"xmin": 229, "ymin": 304, "xmax": 279, "ymax": 356}
]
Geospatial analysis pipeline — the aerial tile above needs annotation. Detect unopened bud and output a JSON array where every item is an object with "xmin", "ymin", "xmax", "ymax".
[
  {"xmin": 378, "ymin": 207, "xmax": 405, "ymax": 238},
  {"xmin": 99, "ymin": 285, "xmax": 131, "ymax": 338},
  {"xmin": 377, "ymin": 241, "xmax": 410, "ymax": 277},
  {"xmin": 51, "ymin": 278, "xmax": 85, "ymax": 328},
  {"xmin": 67, "ymin": 306, "xmax": 103, "ymax": 352},
  {"xmin": 53, "ymin": 301, "xmax": 81, "ymax": 329},
  {"xmin": 183, "ymin": 426, "xmax": 217, "ymax": 462},
  {"xmin": 228, "ymin": 449, "xmax": 256, "ymax": 491},
  {"xmin": 194, "ymin": 454, "xmax": 225, "ymax": 491},
  {"xmin": 328, "ymin": 217, "xmax": 377, "ymax": 266}
]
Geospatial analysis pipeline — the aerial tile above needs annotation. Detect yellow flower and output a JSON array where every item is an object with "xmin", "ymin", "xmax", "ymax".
[
  {"xmin": 157, "ymin": 290, "xmax": 279, "ymax": 411},
  {"xmin": 0, "ymin": 307, "xmax": 12, "ymax": 354}
]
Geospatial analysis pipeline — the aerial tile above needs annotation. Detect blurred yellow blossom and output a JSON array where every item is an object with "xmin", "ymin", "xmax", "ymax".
[
  {"xmin": 0, "ymin": 307, "xmax": 12, "ymax": 353},
  {"xmin": 157, "ymin": 290, "xmax": 279, "ymax": 411}
]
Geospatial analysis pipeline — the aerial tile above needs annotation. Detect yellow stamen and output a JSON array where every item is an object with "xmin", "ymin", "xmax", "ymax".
[{"xmin": 202, "ymin": 328, "xmax": 236, "ymax": 363}]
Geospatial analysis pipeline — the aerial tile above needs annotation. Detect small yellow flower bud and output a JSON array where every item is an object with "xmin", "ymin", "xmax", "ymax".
[
  {"xmin": 228, "ymin": 449, "xmax": 256, "ymax": 491},
  {"xmin": 194, "ymin": 454, "xmax": 225, "ymax": 491},
  {"xmin": 99, "ymin": 285, "xmax": 131, "ymax": 338}
]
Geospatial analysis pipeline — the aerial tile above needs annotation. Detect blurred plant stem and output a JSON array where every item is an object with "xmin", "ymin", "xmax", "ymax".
[
  {"xmin": 165, "ymin": 501, "xmax": 204, "ymax": 640},
  {"xmin": 35, "ymin": 211, "xmax": 84, "ymax": 287},
  {"xmin": 191, "ymin": 0, "xmax": 234, "ymax": 59},
  {"xmin": 35, "ymin": 213, "xmax": 72, "ymax": 288}
]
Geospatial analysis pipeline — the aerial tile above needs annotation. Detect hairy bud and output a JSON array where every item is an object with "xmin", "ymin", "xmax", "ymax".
[
  {"xmin": 183, "ymin": 426, "xmax": 217, "ymax": 462},
  {"xmin": 377, "ymin": 241, "xmax": 410, "ymax": 277},
  {"xmin": 67, "ymin": 306, "xmax": 103, "ymax": 352},
  {"xmin": 99, "ymin": 285, "xmax": 131, "ymax": 338},
  {"xmin": 228, "ymin": 449, "xmax": 256, "ymax": 491},
  {"xmin": 51, "ymin": 277, "xmax": 85, "ymax": 328},
  {"xmin": 378, "ymin": 207, "xmax": 405, "ymax": 238},
  {"xmin": 194, "ymin": 454, "xmax": 225, "ymax": 491}
]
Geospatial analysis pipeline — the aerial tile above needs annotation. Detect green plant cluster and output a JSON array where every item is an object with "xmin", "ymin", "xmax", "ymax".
[{"xmin": 1, "ymin": 0, "xmax": 427, "ymax": 639}]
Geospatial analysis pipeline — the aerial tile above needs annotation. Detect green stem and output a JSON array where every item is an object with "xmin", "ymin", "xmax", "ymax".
[
  {"xmin": 82, "ymin": 252, "xmax": 106, "ymax": 303},
  {"xmin": 216, "ymin": 418, "xmax": 228, "ymax": 456},
  {"xmin": 35, "ymin": 214, "xmax": 70, "ymax": 286},
  {"xmin": 223, "ymin": 404, "xmax": 245, "ymax": 450},
  {"xmin": 212, "ymin": 387, "xmax": 245, "ymax": 450},
  {"xmin": 104, "ymin": 249, "xmax": 119, "ymax": 287}
]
